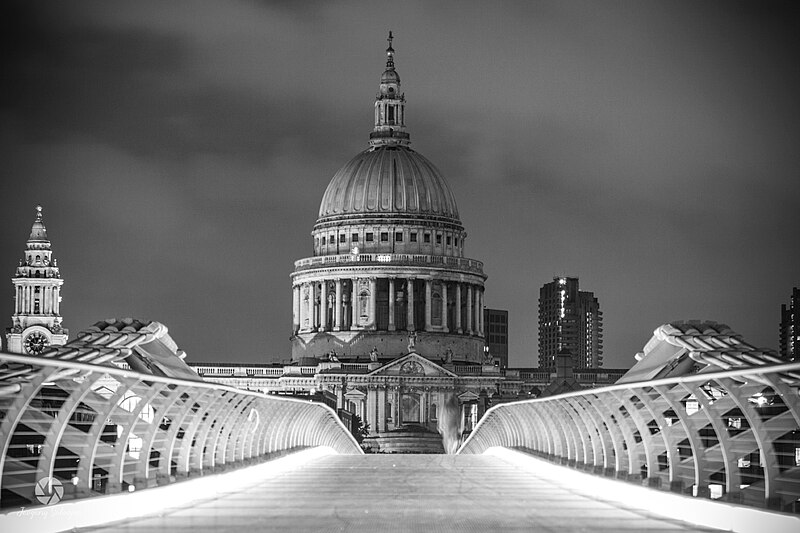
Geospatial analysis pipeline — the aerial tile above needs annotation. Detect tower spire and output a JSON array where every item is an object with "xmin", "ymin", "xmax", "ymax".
[
  {"xmin": 370, "ymin": 31, "xmax": 410, "ymax": 147},
  {"xmin": 386, "ymin": 30, "xmax": 395, "ymax": 70},
  {"xmin": 5, "ymin": 204, "xmax": 68, "ymax": 355}
]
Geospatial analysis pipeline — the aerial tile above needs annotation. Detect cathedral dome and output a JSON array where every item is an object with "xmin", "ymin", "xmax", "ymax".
[{"xmin": 316, "ymin": 145, "xmax": 460, "ymax": 224}]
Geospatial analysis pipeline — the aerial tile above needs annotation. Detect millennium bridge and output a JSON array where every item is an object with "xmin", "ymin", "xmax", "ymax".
[{"xmin": 1, "ymin": 321, "xmax": 799, "ymax": 532}]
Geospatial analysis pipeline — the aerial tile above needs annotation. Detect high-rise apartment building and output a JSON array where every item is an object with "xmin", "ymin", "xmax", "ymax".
[
  {"xmin": 538, "ymin": 277, "xmax": 602, "ymax": 369},
  {"xmin": 780, "ymin": 287, "xmax": 798, "ymax": 361},
  {"xmin": 484, "ymin": 308, "xmax": 508, "ymax": 368}
]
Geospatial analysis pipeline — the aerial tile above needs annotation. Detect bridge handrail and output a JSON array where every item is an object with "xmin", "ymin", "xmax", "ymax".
[
  {"xmin": 459, "ymin": 361, "xmax": 800, "ymax": 514},
  {"xmin": 0, "ymin": 351, "xmax": 362, "ymax": 510}
]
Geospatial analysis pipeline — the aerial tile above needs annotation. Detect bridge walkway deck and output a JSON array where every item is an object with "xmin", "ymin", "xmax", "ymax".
[{"xmin": 79, "ymin": 452, "xmax": 722, "ymax": 532}]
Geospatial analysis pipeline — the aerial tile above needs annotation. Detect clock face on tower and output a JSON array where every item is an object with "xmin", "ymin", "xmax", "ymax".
[{"xmin": 23, "ymin": 331, "xmax": 49, "ymax": 355}]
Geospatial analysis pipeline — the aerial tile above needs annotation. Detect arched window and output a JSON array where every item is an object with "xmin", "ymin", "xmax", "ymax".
[
  {"xmin": 359, "ymin": 290, "xmax": 370, "ymax": 319},
  {"xmin": 432, "ymin": 291, "xmax": 443, "ymax": 325}
]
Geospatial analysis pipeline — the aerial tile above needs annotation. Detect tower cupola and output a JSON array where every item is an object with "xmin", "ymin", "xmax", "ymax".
[
  {"xmin": 370, "ymin": 31, "xmax": 409, "ymax": 147},
  {"xmin": 5, "ymin": 205, "xmax": 68, "ymax": 355}
]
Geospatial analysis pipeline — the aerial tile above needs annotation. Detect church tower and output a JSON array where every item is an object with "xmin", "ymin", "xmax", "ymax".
[{"xmin": 5, "ymin": 205, "xmax": 69, "ymax": 355}]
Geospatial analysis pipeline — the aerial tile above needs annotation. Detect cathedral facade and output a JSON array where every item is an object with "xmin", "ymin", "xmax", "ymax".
[{"xmin": 291, "ymin": 34, "xmax": 487, "ymax": 365}]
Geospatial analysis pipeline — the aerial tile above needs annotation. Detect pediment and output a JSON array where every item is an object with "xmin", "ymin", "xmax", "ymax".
[
  {"xmin": 458, "ymin": 391, "xmax": 480, "ymax": 402},
  {"xmin": 344, "ymin": 389, "xmax": 366, "ymax": 400},
  {"xmin": 368, "ymin": 352, "xmax": 457, "ymax": 378}
]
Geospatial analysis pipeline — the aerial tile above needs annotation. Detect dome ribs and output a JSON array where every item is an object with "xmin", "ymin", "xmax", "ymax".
[
  {"xmin": 379, "ymin": 150, "xmax": 392, "ymax": 211},
  {"xmin": 365, "ymin": 149, "xmax": 380, "ymax": 211},
  {"xmin": 315, "ymin": 146, "xmax": 461, "ymax": 224},
  {"xmin": 392, "ymin": 156, "xmax": 403, "ymax": 211},
  {"xmin": 349, "ymin": 157, "xmax": 366, "ymax": 213}
]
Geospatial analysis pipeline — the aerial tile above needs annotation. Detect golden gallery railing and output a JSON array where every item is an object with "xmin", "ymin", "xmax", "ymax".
[
  {"xmin": 458, "ymin": 361, "xmax": 800, "ymax": 513},
  {"xmin": 0, "ymin": 352, "xmax": 362, "ymax": 509},
  {"xmin": 294, "ymin": 253, "xmax": 485, "ymax": 275}
]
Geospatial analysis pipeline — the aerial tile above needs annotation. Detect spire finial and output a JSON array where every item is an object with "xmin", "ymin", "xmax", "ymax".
[
  {"xmin": 385, "ymin": 30, "xmax": 395, "ymax": 70},
  {"xmin": 35, "ymin": 204, "xmax": 43, "ymax": 222}
]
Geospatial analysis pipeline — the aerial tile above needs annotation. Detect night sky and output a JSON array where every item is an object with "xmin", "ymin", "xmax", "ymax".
[{"xmin": 2, "ymin": 1, "xmax": 798, "ymax": 368}]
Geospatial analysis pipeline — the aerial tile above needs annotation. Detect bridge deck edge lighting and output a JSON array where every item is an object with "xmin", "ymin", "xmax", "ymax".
[
  {"xmin": 484, "ymin": 447, "xmax": 800, "ymax": 533},
  {"xmin": 0, "ymin": 446, "xmax": 336, "ymax": 533}
]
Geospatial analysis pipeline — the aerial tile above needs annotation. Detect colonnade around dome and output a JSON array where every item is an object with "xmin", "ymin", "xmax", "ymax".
[{"xmin": 291, "ymin": 265, "xmax": 487, "ymax": 363}]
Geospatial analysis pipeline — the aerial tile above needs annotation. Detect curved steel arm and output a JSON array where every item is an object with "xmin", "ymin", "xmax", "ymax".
[
  {"xmin": 0, "ymin": 352, "xmax": 362, "ymax": 509},
  {"xmin": 460, "ymin": 361, "xmax": 800, "ymax": 513}
]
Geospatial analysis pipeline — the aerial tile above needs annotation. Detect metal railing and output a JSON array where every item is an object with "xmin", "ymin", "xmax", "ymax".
[
  {"xmin": 459, "ymin": 361, "xmax": 800, "ymax": 513},
  {"xmin": 0, "ymin": 352, "xmax": 362, "ymax": 510},
  {"xmin": 294, "ymin": 253, "xmax": 484, "ymax": 275}
]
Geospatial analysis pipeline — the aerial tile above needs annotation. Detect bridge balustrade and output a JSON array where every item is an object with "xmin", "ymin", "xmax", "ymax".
[
  {"xmin": 459, "ymin": 362, "xmax": 800, "ymax": 513},
  {"xmin": 0, "ymin": 352, "xmax": 362, "ymax": 509}
]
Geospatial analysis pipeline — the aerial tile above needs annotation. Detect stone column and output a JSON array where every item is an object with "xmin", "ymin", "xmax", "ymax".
[
  {"xmin": 425, "ymin": 279, "xmax": 432, "ymax": 331},
  {"xmin": 366, "ymin": 387, "xmax": 377, "ymax": 436},
  {"xmin": 54, "ymin": 286, "xmax": 60, "ymax": 315},
  {"xmin": 407, "ymin": 278, "xmax": 415, "ymax": 331},
  {"xmin": 351, "ymin": 278, "xmax": 358, "ymax": 329},
  {"xmin": 395, "ymin": 389, "xmax": 401, "ymax": 427},
  {"xmin": 388, "ymin": 278, "xmax": 396, "ymax": 331},
  {"xmin": 334, "ymin": 279, "xmax": 343, "ymax": 331},
  {"xmin": 377, "ymin": 387, "xmax": 387, "ymax": 432},
  {"xmin": 420, "ymin": 391, "xmax": 427, "ymax": 424},
  {"xmin": 292, "ymin": 285, "xmax": 298, "ymax": 333},
  {"xmin": 297, "ymin": 283, "xmax": 306, "ymax": 331},
  {"xmin": 467, "ymin": 285, "xmax": 474, "ymax": 335},
  {"xmin": 478, "ymin": 289, "xmax": 484, "ymax": 336},
  {"xmin": 442, "ymin": 282, "xmax": 449, "ymax": 332},
  {"xmin": 311, "ymin": 282, "xmax": 318, "ymax": 330},
  {"xmin": 369, "ymin": 277, "xmax": 377, "ymax": 330},
  {"xmin": 336, "ymin": 386, "xmax": 344, "ymax": 410},
  {"xmin": 320, "ymin": 280, "xmax": 328, "ymax": 331},
  {"xmin": 455, "ymin": 283, "xmax": 462, "ymax": 334}
]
